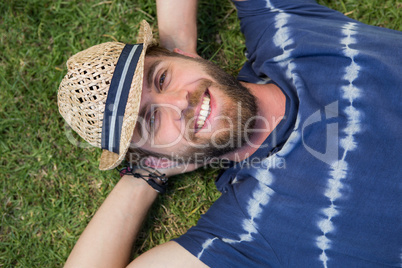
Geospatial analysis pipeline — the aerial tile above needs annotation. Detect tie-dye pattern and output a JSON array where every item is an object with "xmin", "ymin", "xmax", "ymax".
[{"xmin": 316, "ymin": 22, "xmax": 363, "ymax": 268}]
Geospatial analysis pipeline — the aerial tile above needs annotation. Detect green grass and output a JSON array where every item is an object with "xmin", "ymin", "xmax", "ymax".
[{"xmin": 0, "ymin": 0, "xmax": 400, "ymax": 266}]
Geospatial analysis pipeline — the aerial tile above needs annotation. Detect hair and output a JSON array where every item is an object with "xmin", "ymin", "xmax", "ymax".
[{"xmin": 145, "ymin": 44, "xmax": 183, "ymax": 58}]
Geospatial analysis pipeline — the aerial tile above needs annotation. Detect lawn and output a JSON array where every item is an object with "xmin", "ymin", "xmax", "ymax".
[{"xmin": 0, "ymin": 0, "xmax": 400, "ymax": 266}]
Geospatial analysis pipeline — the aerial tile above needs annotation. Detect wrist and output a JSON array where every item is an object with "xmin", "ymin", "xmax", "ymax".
[
  {"xmin": 119, "ymin": 175, "xmax": 159, "ymax": 199},
  {"xmin": 119, "ymin": 165, "xmax": 168, "ymax": 194}
]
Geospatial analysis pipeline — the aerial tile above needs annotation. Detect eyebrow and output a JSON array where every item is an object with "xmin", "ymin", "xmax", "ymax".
[{"xmin": 147, "ymin": 59, "xmax": 162, "ymax": 88}]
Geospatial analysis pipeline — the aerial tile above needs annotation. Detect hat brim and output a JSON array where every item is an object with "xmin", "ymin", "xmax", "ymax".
[{"xmin": 99, "ymin": 20, "xmax": 153, "ymax": 170}]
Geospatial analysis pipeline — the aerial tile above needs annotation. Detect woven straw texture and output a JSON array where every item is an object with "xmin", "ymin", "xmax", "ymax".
[{"xmin": 58, "ymin": 20, "xmax": 153, "ymax": 170}]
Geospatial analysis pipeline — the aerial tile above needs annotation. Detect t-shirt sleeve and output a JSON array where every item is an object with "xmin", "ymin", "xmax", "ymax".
[
  {"xmin": 232, "ymin": 0, "xmax": 361, "ymax": 84},
  {"xmin": 234, "ymin": 0, "xmax": 336, "ymax": 56},
  {"xmin": 173, "ymin": 178, "xmax": 281, "ymax": 267}
]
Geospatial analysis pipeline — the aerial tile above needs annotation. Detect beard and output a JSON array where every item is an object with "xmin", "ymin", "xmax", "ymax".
[{"xmin": 170, "ymin": 57, "xmax": 258, "ymax": 164}]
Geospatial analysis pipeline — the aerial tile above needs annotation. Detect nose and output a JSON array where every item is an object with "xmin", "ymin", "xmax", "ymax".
[{"xmin": 154, "ymin": 89, "xmax": 188, "ymax": 119}]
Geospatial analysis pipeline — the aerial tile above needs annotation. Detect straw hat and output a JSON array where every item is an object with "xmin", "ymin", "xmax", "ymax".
[{"xmin": 58, "ymin": 20, "xmax": 153, "ymax": 170}]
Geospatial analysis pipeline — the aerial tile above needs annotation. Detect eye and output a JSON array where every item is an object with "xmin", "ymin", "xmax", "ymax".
[{"xmin": 158, "ymin": 71, "xmax": 166, "ymax": 90}]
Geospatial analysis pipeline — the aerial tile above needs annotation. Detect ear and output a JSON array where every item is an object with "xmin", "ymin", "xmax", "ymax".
[
  {"xmin": 144, "ymin": 156, "xmax": 179, "ymax": 169},
  {"xmin": 172, "ymin": 48, "xmax": 200, "ymax": 58}
]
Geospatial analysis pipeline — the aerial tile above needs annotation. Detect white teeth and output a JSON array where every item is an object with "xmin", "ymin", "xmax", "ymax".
[
  {"xmin": 201, "ymin": 104, "xmax": 209, "ymax": 110},
  {"xmin": 197, "ymin": 95, "xmax": 211, "ymax": 129},
  {"xmin": 200, "ymin": 110, "xmax": 209, "ymax": 116}
]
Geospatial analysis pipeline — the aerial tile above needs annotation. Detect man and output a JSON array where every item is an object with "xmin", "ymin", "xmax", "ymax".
[{"xmin": 60, "ymin": 0, "xmax": 402, "ymax": 267}]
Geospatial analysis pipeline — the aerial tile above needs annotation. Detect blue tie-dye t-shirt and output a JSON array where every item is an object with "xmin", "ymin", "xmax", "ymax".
[{"xmin": 174, "ymin": 0, "xmax": 402, "ymax": 267}]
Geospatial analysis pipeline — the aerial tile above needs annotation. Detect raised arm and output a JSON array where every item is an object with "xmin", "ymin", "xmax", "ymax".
[
  {"xmin": 156, "ymin": 0, "xmax": 198, "ymax": 54},
  {"xmin": 64, "ymin": 171, "xmax": 206, "ymax": 267},
  {"xmin": 64, "ymin": 175, "xmax": 158, "ymax": 267}
]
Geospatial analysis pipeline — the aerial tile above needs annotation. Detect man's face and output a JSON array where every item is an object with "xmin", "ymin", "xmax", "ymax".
[{"xmin": 130, "ymin": 54, "xmax": 257, "ymax": 164}]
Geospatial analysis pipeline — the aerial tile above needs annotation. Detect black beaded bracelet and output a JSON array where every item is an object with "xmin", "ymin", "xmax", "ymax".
[{"xmin": 117, "ymin": 163, "xmax": 168, "ymax": 194}]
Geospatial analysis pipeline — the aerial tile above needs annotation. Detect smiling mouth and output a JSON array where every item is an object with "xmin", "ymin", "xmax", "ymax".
[{"xmin": 195, "ymin": 92, "xmax": 211, "ymax": 131}]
